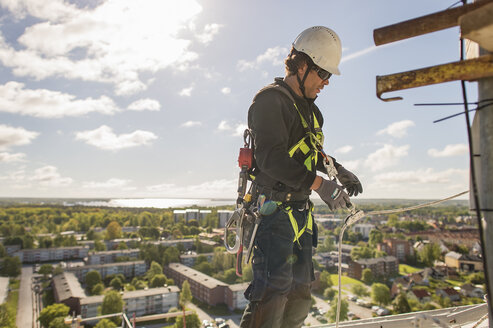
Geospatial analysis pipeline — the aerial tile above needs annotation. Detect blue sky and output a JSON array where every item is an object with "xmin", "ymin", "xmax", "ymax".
[{"xmin": 0, "ymin": 0, "xmax": 475, "ymax": 200}]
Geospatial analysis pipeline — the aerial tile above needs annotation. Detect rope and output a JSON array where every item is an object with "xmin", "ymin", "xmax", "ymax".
[{"xmin": 335, "ymin": 190, "xmax": 469, "ymax": 328}]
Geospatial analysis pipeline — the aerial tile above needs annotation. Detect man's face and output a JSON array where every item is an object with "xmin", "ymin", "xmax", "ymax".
[{"xmin": 298, "ymin": 64, "xmax": 330, "ymax": 99}]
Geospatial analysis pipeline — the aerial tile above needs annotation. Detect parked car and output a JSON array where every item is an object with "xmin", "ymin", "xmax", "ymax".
[{"xmin": 376, "ymin": 308, "xmax": 390, "ymax": 316}]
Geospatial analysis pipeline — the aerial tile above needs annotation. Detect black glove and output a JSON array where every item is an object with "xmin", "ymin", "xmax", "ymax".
[
  {"xmin": 314, "ymin": 178, "xmax": 350, "ymax": 211},
  {"xmin": 337, "ymin": 166, "xmax": 363, "ymax": 196}
]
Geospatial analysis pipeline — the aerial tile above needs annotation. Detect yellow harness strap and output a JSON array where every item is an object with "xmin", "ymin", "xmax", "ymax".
[{"xmin": 279, "ymin": 202, "xmax": 314, "ymax": 248}]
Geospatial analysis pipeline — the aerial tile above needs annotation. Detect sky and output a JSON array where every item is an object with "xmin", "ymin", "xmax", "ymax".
[{"xmin": 0, "ymin": 0, "xmax": 477, "ymax": 200}]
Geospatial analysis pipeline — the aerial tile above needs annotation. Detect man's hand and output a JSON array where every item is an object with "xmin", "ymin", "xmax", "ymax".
[
  {"xmin": 314, "ymin": 178, "xmax": 350, "ymax": 211},
  {"xmin": 336, "ymin": 166, "xmax": 363, "ymax": 196}
]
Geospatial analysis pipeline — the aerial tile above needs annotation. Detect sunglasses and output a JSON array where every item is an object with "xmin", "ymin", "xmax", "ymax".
[{"xmin": 312, "ymin": 66, "xmax": 332, "ymax": 81}]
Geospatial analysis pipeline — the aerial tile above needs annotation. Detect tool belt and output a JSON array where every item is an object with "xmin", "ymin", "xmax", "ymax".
[{"xmin": 252, "ymin": 182, "xmax": 310, "ymax": 203}]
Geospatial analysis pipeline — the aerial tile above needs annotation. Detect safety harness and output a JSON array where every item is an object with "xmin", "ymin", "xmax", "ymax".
[{"xmin": 254, "ymin": 83, "xmax": 325, "ymax": 247}]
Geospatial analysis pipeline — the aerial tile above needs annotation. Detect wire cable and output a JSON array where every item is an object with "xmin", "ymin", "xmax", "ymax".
[
  {"xmin": 458, "ymin": 0, "xmax": 493, "ymax": 313},
  {"xmin": 335, "ymin": 190, "xmax": 469, "ymax": 328}
]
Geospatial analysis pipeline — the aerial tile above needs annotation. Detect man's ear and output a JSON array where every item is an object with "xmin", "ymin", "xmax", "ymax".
[{"xmin": 297, "ymin": 62, "xmax": 308, "ymax": 76}]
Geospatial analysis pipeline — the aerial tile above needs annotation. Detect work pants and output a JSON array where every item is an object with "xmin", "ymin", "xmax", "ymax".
[{"xmin": 239, "ymin": 202, "xmax": 316, "ymax": 328}]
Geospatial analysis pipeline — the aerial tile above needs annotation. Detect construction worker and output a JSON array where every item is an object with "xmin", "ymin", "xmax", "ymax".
[{"xmin": 239, "ymin": 26, "xmax": 363, "ymax": 328}]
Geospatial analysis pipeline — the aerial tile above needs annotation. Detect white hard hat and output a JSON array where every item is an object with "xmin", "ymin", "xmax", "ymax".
[{"xmin": 293, "ymin": 26, "xmax": 342, "ymax": 75}]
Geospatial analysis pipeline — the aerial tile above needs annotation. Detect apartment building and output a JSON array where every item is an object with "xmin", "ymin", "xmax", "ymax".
[
  {"xmin": 348, "ymin": 256, "xmax": 398, "ymax": 280},
  {"xmin": 224, "ymin": 282, "xmax": 249, "ymax": 310},
  {"xmin": 66, "ymin": 261, "xmax": 147, "ymax": 282},
  {"xmin": 80, "ymin": 286, "xmax": 179, "ymax": 318},
  {"xmin": 377, "ymin": 239, "xmax": 414, "ymax": 262},
  {"xmin": 165, "ymin": 263, "xmax": 249, "ymax": 310},
  {"xmin": 52, "ymin": 272, "xmax": 87, "ymax": 315},
  {"xmin": 165, "ymin": 262, "xmax": 227, "ymax": 306},
  {"xmin": 444, "ymin": 251, "xmax": 484, "ymax": 272},
  {"xmin": 351, "ymin": 223, "xmax": 375, "ymax": 239},
  {"xmin": 217, "ymin": 210, "xmax": 234, "ymax": 228},
  {"xmin": 14, "ymin": 246, "xmax": 89, "ymax": 263},
  {"xmin": 86, "ymin": 249, "xmax": 140, "ymax": 265},
  {"xmin": 180, "ymin": 252, "xmax": 214, "ymax": 267}
]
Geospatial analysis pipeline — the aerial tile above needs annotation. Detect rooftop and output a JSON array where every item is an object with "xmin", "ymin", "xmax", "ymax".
[
  {"xmin": 53, "ymin": 272, "xmax": 86, "ymax": 301},
  {"xmin": 168, "ymin": 262, "xmax": 227, "ymax": 289}
]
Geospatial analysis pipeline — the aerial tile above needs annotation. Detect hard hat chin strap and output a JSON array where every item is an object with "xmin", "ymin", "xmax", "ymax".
[{"xmin": 296, "ymin": 64, "xmax": 312, "ymax": 99}]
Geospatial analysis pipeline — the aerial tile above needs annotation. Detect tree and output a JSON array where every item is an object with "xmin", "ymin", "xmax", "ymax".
[
  {"xmin": 0, "ymin": 244, "xmax": 6, "ymax": 258},
  {"xmin": 91, "ymin": 283, "xmax": 105, "ymax": 295},
  {"xmin": 327, "ymin": 296, "xmax": 348, "ymax": 322},
  {"xmin": 319, "ymin": 271, "xmax": 333, "ymax": 292},
  {"xmin": 175, "ymin": 312, "xmax": 200, "ymax": 328},
  {"xmin": 110, "ymin": 277, "xmax": 123, "ymax": 291},
  {"xmin": 94, "ymin": 319, "xmax": 117, "ymax": 328},
  {"xmin": 85, "ymin": 270, "xmax": 102, "ymax": 291},
  {"xmin": 38, "ymin": 303, "xmax": 70, "ymax": 328},
  {"xmin": 94, "ymin": 240, "xmax": 106, "ymax": 251},
  {"xmin": 418, "ymin": 243, "xmax": 441, "ymax": 267},
  {"xmin": 323, "ymin": 287, "xmax": 336, "ymax": 299},
  {"xmin": 393, "ymin": 292, "xmax": 411, "ymax": 314},
  {"xmin": 179, "ymin": 280, "xmax": 193, "ymax": 328},
  {"xmin": 0, "ymin": 303, "xmax": 16, "ymax": 328},
  {"xmin": 371, "ymin": 283, "xmax": 391, "ymax": 306},
  {"xmin": 369, "ymin": 230, "xmax": 383, "ymax": 247},
  {"xmin": 1, "ymin": 256, "xmax": 21, "ymax": 277},
  {"xmin": 38, "ymin": 264, "xmax": 53, "ymax": 277},
  {"xmin": 146, "ymin": 261, "xmax": 163, "ymax": 280},
  {"xmin": 150, "ymin": 274, "xmax": 167, "ymax": 288},
  {"xmin": 100, "ymin": 291, "xmax": 123, "ymax": 325},
  {"xmin": 48, "ymin": 317, "xmax": 67, "ymax": 328},
  {"xmin": 362, "ymin": 268, "xmax": 373, "ymax": 285},
  {"xmin": 352, "ymin": 284, "xmax": 369, "ymax": 297},
  {"xmin": 105, "ymin": 221, "xmax": 122, "ymax": 240}
]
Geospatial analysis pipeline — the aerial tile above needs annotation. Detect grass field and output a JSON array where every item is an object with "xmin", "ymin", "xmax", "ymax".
[
  {"xmin": 330, "ymin": 274, "xmax": 364, "ymax": 286},
  {"xmin": 399, "ymin": 264, "xmax": 422, "ymax": 275}
]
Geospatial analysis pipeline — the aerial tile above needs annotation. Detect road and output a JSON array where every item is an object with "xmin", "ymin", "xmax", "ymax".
[{"xmin": 17, "ymin": 265, "xmax": 34, "ymax": 328}]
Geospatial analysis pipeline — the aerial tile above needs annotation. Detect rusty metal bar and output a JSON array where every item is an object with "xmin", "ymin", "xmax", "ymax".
[
  {"xmin": 373, "ymin": 0, "xmax": 493, "ymax": 46},
  {"xmin": 377, "ymin": 54, "xmax": 493, "ymax": 101}
]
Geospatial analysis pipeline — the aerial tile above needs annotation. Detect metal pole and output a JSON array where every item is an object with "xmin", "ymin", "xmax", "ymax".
[{"xmin": 478, "ymin": 46, "xmax": 493, "ymax": 327}]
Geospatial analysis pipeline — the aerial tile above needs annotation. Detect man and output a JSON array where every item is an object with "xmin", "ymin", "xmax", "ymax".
[{"xmin": 239, "ymin": 26, "xmax": 363, "ymax": 328}]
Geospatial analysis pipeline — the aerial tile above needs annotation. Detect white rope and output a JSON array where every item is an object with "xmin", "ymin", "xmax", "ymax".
[{"xmin": 335, "ymin": 190, "xmax": 469, "ymax": 328}]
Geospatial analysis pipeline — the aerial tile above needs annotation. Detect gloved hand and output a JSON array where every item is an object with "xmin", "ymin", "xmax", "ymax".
[
  {"xmin": 314, "ymin": 178, "xmax": 350, "ymax": 211},
  {"xmin": 336, "ymin": 166, "xmax": 363, "ymax": 196}
]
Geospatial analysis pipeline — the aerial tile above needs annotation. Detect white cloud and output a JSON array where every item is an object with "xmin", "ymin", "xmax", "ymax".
[
  {"xmin": 181, "ymin": 121, "xmax": 202, "ymax": 128},
  {"xmin": 127, "ymin": 98, "xmax": 161, "ymax": 112},
  {"xmin": 75, "ymin": 125, "xmax": 157, "ymax": 151},
  {"xmin": 217, "ymin": 120, "xmax": 246, "ymax": 136},
  {"xmin": 0, "ymin": 81, "xmax": 120, "ymax": 118},
  {"xmin": 365, "ymin": 144, "xmax": 409, "ymax": 171},
  {"xmin": 237, "ymin": 46, "xmax": 288, "ymax": 71},
  {"xmin": 30, "ymin": 165, "xmax": 73, "ymax": 186},
  {"xmin": 217, "ymin": 120, "xmax": 231, "ymax": 131},
  {"xmin": 0, "ymin": 152, "xmax": 26, "ymax": 162},
  {"xmin": 377, "ymin": 120, "xmax": 415, "ymax": 138},
  {"xmin": 146, "ymin": 178, "xmax": 236, "ymax": 198},
  {"xmin": 179, "ymin": 86, "xmax": 194, "ymax": 97},
  {"xmin": 195, "ymin": 23, "xmax": 223, "ymax": 44},
  {"xmin": 82, "ymin": 178, "xmax": 131, "ymax": 189},
  {"xmin": 428, "ymin": 143, "xmax": 468, "ymax": 158},
  {"xmin": 221, "ymin": 87, "xmax": 231, "ymax": 94},
  {"xmin": 233, "ymin": 124, "xmax": 248, "ymax": 137},
  {"xmin": 339, "ymin": 159, "xmax": 361, "ymax": 172},
  {"xmin": 341, "ymin": 45, "xmax": 378, "ymax": 63},
  {"xmin": 335, "ymin": 145, "xmax": 353, "ymax": 154},
  {"xmin": 0, "ymin": 0, "xmax": 203, "ymax": 95},
  {"xmin": 373, "ymin": 168, "xmax": 468, "ymax": 185},
  {"xmin": 0, "ymin": 124, "xmax": 39, "ymax": 150}
]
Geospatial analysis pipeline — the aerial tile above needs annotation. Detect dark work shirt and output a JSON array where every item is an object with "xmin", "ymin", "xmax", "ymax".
[{"xmin": 248, "ymin": 78, "xmax": 332, "ymax": 193}]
